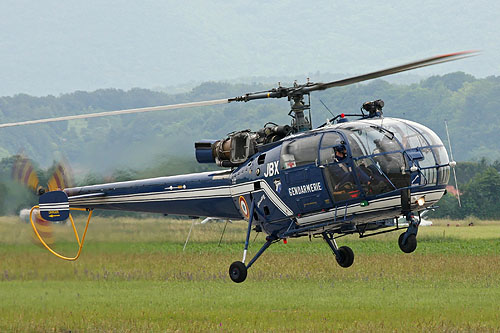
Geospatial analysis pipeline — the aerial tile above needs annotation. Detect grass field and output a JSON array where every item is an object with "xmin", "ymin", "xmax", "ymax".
[{"xmin": 1, "ymin": 215, "xmax": 500, "ymax": 331}]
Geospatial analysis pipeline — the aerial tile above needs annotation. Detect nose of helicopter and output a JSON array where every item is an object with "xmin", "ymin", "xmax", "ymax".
[{"xmin": 332, "ymin": 118, "xmax": 452, "ymax": 207}]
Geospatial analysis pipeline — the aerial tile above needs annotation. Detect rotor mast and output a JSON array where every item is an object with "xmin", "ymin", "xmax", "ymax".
[{"xmin": 289, "ymin": 91, "xmax": 312, "ymax": 132}]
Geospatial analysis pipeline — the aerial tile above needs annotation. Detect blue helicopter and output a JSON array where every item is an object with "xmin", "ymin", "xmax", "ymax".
[{"xmin": 1, "ymin": 51, "xmax": 475, "ymax": 282}]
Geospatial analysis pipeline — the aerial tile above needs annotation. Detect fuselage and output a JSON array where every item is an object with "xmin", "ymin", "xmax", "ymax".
[{"xmin": 65, "ymin": 117, "xmax": 450, "ymax": 238}]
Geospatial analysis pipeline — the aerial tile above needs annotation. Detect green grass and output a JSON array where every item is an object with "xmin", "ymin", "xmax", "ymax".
[
  {"xmin": 1, "ymin": 280, "xmax": 499, "ymax": 332},
  {"xmin": 1, "ymin": 216, "xmax": 500, "ymax": 331}
]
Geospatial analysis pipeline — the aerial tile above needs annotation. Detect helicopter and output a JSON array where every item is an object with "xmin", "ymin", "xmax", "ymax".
[{"xmin": 0, "ymin": 50, "xmax": 476, "ymax": 282}]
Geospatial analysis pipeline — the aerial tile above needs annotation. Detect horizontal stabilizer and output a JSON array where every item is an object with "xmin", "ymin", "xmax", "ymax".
[{"xmin": 39, "ymin": 191, "xmax": 70, "ymax": 222}]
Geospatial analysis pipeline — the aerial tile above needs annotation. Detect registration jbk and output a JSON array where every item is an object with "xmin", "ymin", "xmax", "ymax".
[{"xmin": 264, "ymin": 161, "xmax": 279, "ymax": 177}]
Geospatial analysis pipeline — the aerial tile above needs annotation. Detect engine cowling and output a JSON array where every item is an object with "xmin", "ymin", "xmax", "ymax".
[
  {"xmin": 195, "ymin": 131, "xmax": 257, "ymax": 167},
  {"xmin": 194, "ymin": 125, "xmax": 291, "ymax": 167}
]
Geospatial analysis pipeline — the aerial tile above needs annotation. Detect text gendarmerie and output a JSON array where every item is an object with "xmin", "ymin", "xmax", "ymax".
[{"xmin": 288, "ymin": 182, "xmax": 322, "ymax": 196}]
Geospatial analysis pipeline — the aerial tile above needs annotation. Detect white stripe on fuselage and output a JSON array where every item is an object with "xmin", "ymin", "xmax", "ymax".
[{"xmin": 295, "ymin": 188, "xmax": 445, "ymax": 225}]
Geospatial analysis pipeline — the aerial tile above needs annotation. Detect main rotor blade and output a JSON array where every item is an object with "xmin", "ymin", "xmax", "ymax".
[
  {"xmin": 309, "ymin": 50, "xmax": 479, "ymax": 92},
  {"xmin": 0, "ymin": 98, "xmax": 230, "ymax": 129}
]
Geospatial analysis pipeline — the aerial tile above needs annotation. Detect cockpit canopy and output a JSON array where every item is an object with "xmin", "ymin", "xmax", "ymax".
[
  {"xmin": 280, "ymin": 118, "xmax": 450, "ymax": 203},
  {"xmin": 336, "ymin": 118, "xmax": 447, "ymax": 158}
]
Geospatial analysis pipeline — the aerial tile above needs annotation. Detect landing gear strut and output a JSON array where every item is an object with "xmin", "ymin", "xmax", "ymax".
[
  {"xmin": 229, "ymin": 199, "xmax": 277, "ymax": 283},
  {"xmin": 398, "ymin": 212, "xmax": 419, "ymax": 253},
  {"xmin": 322, "ymin": 232, "xmax": 354, "ymax": 268},
  {"xmin": 229, "ymin": 235, "xmax": 276, "ymax": 283}
]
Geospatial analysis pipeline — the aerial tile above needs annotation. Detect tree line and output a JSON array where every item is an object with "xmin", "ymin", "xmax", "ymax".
[{"xmin": 429, "ymin": 159, "xmax": 500, "ymax": 219}]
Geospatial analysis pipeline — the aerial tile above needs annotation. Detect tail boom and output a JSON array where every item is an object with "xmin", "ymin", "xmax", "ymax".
[{"xmin": 63, "ymin": 171, "xmax": 242, "ymax": 219}]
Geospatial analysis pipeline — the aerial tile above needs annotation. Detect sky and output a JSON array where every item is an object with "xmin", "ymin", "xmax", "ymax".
[{"xmin": 0, "ymin": 0, "xmax": 498, "ymax": 97}]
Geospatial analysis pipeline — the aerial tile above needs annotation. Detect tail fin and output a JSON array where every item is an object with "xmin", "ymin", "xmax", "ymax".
[{"xmin": 39, "ymin": 190, "xmax": 69, "ymax": 222}]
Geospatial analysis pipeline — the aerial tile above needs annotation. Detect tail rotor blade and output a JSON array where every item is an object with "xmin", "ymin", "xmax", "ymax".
[
  {"xmin": 12, "ymin": 156, "xmax": 40, "ymax": 193},
  {"xmin": 47, "ymin": 161, "xmax": 73, "ymax": 192}
]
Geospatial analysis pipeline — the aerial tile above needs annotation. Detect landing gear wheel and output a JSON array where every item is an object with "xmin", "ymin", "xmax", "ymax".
[
  {"xmin": 229, "ymin": 261, "xmax": 247, "ymax": 283},
  {"xmin": 336, "ymin": 246, "xmax": 355, "ymax": 268},
  {"xmin": 398, "ymin": 233, "xmax": 417, "ymax": 253}
]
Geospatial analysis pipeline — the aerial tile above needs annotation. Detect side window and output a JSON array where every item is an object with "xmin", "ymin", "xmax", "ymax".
[
  {"xmin": 281, "ymin": 135, "xmax": 321, "ymax": 169},
  {"xmin": 321, "ymin": 132, "xmax": 342, "ymax": 148},
  {"xmin": 338, "ymin": 126, "xmax": 401, "ymax": 157},
  {"xmin": 319, "ymin": 132, "xmax": 342, "ymax": 165},
  {"xmin": 338, "ymin": 130, "xmax": 368, "ymax": 158},
  {"xmin": 323, "ymin": 162, "xmax": 357, "ymax": 202},
  {"xmin": 320, "ymin": 133, "xmax": 358, "ymax": 202}
]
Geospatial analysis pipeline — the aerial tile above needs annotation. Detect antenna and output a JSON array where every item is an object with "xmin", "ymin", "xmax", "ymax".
[
  {"xmin": 319, "ymin": 99, "xmax": 335, "ymax": 118},
  {"xmin": 444, "ymin": 121, "xmax": 462, "ymax": 207}
]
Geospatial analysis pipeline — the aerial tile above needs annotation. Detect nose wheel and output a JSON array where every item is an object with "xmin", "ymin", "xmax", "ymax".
[
  {"xmin": 398, "ymin": 233, "xmax": 417, "ymax": 253},
  {"xmin": 398, "ymin": 212, "xmax": 419, "ymax": 253},
  {"xmin": 322, "ymin": 232, "xmax": 355, "ymax": 268}
]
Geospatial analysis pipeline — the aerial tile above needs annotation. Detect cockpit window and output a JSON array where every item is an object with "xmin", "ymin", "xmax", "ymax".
[
  {"xmin": 338, "ymin": 124, "xmax": 402, "ymax": 157},
  {"xmin": 417, "ymin": 147, "xmax": 437, "ymax": 186},
  {"xmin": 403, "ymin": 120, "xmax": 444, "ymax": 146},
  {"xmin": 372, "ymin": 152, "xmax": 409, "ymax": 189},
  {"xmin": 319, "ymin": 132, "xmax": 343, "ymax": 165},
  {"xmin": 387, "ymin": 121, "xmax": 428, "ymax": 149},
  {"xmin": 322, "ymin": 119, "xmax": 447, "ymax": 200},
  {"xmin": 280, "ymin": 134, "xmax": 321, "ymax": 169},
  {"xmin": 320, "ymin": 132, "xmax": 342, "ymax": 148},
  {"xmin": 354, "ymin": 157, "xmax": 394, "ymax": 195}
]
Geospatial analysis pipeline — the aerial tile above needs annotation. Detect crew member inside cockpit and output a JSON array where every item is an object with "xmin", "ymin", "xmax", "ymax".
[
  {"xmin": 334, "ymin": 145, "xmax": 347, "ymax": 162},
  {"xmin": 372, "ymin": 138, "xmax": 408, "ymax": 188},
  {"xmin": 331, "ymin": 145, "xmax": 353, "ymax": 191}
]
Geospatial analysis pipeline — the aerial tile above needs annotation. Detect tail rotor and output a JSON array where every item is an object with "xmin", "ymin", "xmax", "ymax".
[{"xmin": 12, "ymin": 155, "xmax": 74, "ymax": 246}]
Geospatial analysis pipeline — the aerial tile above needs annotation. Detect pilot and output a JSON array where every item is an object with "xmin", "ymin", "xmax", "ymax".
[
  {"xmin": 372, "ymin": 138, "xmax": 408, "ymax": 188},
  {"xmin": 373, "ymin": 139, "xmax": 400, "ymax": 173},
  {"xmin": 334, "ymin": 145, "xmax": 347, "ymax": 162},
  {"xmin": 356, "ymin": 161, "xmax": 391, "ymax": 194},
  {"xmin": 373, "ymin": 137, "xmax": 400, "ymax": 154},
  {"xmin": 330, "ymin": 145, "xmax": 352, "ymax": 191}
]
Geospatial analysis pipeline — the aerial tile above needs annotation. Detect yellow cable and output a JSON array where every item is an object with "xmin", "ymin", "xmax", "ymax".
[{"xmin": 30, "ymin": 206, "xmax": 93, "ymax": 261}]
